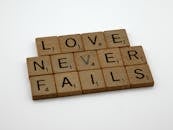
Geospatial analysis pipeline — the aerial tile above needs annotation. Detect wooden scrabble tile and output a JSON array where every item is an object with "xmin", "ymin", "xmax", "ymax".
[
  {"xmin": 104, "ymin": 29, "xmax": 130, "ymax": 48},
  {"xmin": 29, "ymin": 75, "xmax": 57, "ymax": 100},
  {"xmin": 97, "ymin": 48, "xmax": 124, "ymax": 68},
  {"xmin": 51, "ymin": 53, "xmax": 76, "ymax": 73},
  {"xmin": 102, "ymin": 67, "xmax": 130, "ymax": 90},
  {"xmin": 36, "ymin": 36, "xmax": 61, "ymax": 56},
  {"xmin": 79, "ymin": 69, "xmax": 106, "ymax": 94},
  {"xmin": 74, "ymin": 51, "xmax": 100, "ymax": 70},
  {"xmin": 81, "ymin": 32, "xmax": 107, "ymax": 50},
  {"xmin": 59, "ymin": 34, "xmax": 84, "ymax": 53},
  {"xmin": 120, "ymin": 46, "xmax": 147, "ymax": 66},
  {"xmin": 27, "ymin": 56, "xmax": 53, "ymax": 77},
  {"xmin": 126, "ymin": 64, "xmax": 154, "ymax": 88},
  {"xmin": 54, "ymin": 72, "xmax": 82, "ymax": 96}
]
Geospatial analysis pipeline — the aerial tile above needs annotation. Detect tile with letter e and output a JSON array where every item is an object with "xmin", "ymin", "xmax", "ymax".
[
  {"xmin": 29, "ymin": 75, "xmax": 57, "ymax": 100},
  {"xmin": 51, "ymin": 53, "xmax": 76, "ymax": 73},
  {"xmin": 97, "ymin": 48, "xmax": 124, "ymax": 68},
  {"xmin": 104, "ymin": 29, "xmax": 130, "ymax": 48},
  {"xmin": 126, "ymin": 64, "xmax": 154, "ymax": 88},
  {"xmin": 59, "ymin": 34, "xmax": 84, "ymax": 53},
  {"xmin": 81, "ymin": 32, "xmax": 107, "ymax": 50},
  {"xmin": 74, "ymin": 51, "xmax": 100, "ymax": 70},
  {"xmin": 36, "ymin": 36, "xmax": 61, "ymax": 56},
  {"xmin": 79, "ymin": 69, "xmax": 106, "ymax": 94},
  {"xmin": 54, "ymin": 72, "xmax": 82, "ymax": 96},
  {"xmin": 27, "ymin": 56, "xmax": 53, "ymax": 77},
  {"xmin": 102, "ymin": 67, "xmax": 130, "ymax": 90},
  {"xmin": 120, "ymin": 46, "xmax": 147, "ymax": 66}
]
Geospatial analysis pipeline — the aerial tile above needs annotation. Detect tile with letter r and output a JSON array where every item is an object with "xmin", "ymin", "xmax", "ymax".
[
  {"xmin": 59, "ymin": 34, "xmax": 84, "ymax": 53},
  {"xmin": 54, "ymin": 72, "xmax": 82, "ymax": 96},
  {"xmin": 79, "ymin": 69, "xmax": 106, "ymax": 94},
  {"xmin": 102, "ymin": 67, "xmax": 130, "ymax": 90},
  {"xmin": 120, "ymin": 46, "xmax": 147, "ymax": 66},
  {"xmin": 104, "ymin": 29, "xmax": 130, "ymax": 48},
  {"xmin": 27, "ymin": 56, "xmax": 53, "ymax": 77},
  {"xmin": 126, "ymin": 64, "xmax": 154, "ymax": 88},
  {"xmin": 51, "ymin": 53, "xmax": 76, "ymax": 73},
  {"xmin": 29, "ymin": 75, "xmax": 57, "ymax": 100},
  {"xmin": 36, "ymin": 36, "xmax": 61, "ymax": 56},
  {"xmin": 74, "ymin": 51, "xmax": 100, "ymax": 71},
  {"xmin": 97, "ymin": 48, "xmax": 124, "ymax": 68},
  {"xmin": 81, "ymin": 32, "xmax": 107, "ymax": 50}
]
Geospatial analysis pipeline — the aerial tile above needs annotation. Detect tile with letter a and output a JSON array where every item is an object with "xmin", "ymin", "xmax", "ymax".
[
  {"xmin": 81, "ymin": 32, "xmax": 107, "ymax": 50},
  {"xmin": 36, "ymin": 36, "xmax": 61, "ymax": 56},
  {"xmin": 126, "ymin": 64, "xmax": 154, "ymax": 88},
  {"xmin": 59, "ymin": 34, "xmax": 84, "ymax": 53},
  {"xmin": 29, "ymin": 75, "xmax": 57, "ymax": 100},
  {"xmin": 74, "ymin": 51, "xmax": 100, "ymax": 71},
  {"xmin": 120, "ymin": 46, "xmax": 147, "ymax": 66},
  {"xmin": 79, "ymin": 69, "xmax": 106, "ymax": 94},
  {"xmin": 27, "ymin": 56, "xmax": 53, "ymax": 77},
  {"xmin": 104, "ymin": 29, "xmax": 130, "ymax": 48},
  {"xmin": 102, "ymin": 67, "xmax": 130, "ymax": 90},
  {"xmin": 54, "ymin": 72, "xmax": 82, "ymax": 96}
]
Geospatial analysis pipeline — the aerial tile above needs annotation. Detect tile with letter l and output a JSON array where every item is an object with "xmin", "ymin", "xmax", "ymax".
[
  {"xmin": 102, "ymin": 67, "xmax": 130, "ymax": 90},
  {"xmin": 36, "ymin": 36, "xmax": 61, "ymax": 56}
]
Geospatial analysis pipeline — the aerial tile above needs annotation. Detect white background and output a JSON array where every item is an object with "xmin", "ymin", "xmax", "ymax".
[{"xmin": 0, "ymin": 0, "xmax": 173, "ymax": 130}]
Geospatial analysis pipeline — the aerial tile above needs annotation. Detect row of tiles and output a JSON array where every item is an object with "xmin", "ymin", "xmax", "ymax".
[
  {"xmin": 27, "ymin": 46, "xmax": 147, "ymax": 77},
  {"xmin": 30, "ymin": 64, "xmax": 154, "ymax": 100},
  {"xmin": 36, "ymin": 29, "xmax": 130, "ymax": 56}
]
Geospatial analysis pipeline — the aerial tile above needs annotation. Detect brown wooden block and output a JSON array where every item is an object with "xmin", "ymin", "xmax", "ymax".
[
  {"xmin": 54, "ymin": 72, "xmax": 82, "ymax": 96},
  {"xmin": 81, "ymin": 32, "xmax": 107, "ymax": 50},
  {"xmin": 104, "ymin": 29, "xmax": 130, "ymax": 48},
  {"xmin": 79, "ymin": 69, "xmax": 106, "ymax": 94},
  {"xmin": 27, "ymin": 56, "xmax": 53, "ymax": 77},
  {"xmin": 51, "ymin": 53, "xmax": 76, "ymax": 73},
  {"xmin": 74, "ymin": 51, "xmax": 100, "ymax": 70},
  {"xmin": 102, "ymin": 67, "xmax": 130, "ymax": 90},
  {"xmin": 97, "ymin": 48, "xmax": 124, "ymax": 68},
  {"xmin": 126, "ymin": 64, "xmax": 154, "ymax": 88},
  {"xmin": 120, "ymin": 46, "xmax": 147, "ymax": 66},
  {"xmin": 29, "ymin": 75, "xmax": 57, "ymax": 100},
  {"xmin": 59, "ymin": 34, "xmax": 84, "ymax": 53},
  {"xmin": 36, "ymin": 36, "xmax": 61, "ymax": 56}
]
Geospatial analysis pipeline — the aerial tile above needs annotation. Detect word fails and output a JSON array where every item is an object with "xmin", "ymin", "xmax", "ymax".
[{"xmin": 26, "ymin": 29, "xmax": 154, "ymax": 100}]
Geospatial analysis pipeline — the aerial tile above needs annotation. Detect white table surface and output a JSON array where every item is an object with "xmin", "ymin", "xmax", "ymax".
[{"xmin": 0, "ymin": 0, "xmax": 173, "ymax": 130}]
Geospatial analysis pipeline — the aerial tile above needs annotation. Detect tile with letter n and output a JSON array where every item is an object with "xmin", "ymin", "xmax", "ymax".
[
  {"xmin": 54, "ymin": 72, "xmax": 82, "ymax": 97},
  {"xmin": 51, "ymin": 53, "xmax": 76, "ymax": 73},
  {"xmin": 97, "ymin": 48, "xmax": 124, "ymax": 68},
  {"xmin": 126, "ymin": 64, "xmax": 154, "ymax": 88},
  {"xmin": 36, "ymin": 36, "xmax": 61, "ymax": 56},
  {"xmin": 27, "ymin": 56, "xmax": 53, "ymax": 77},
  {"xmin": 29, "ymin": 75, "xmax": 57, "ymax": 100},
  {"xmin": 104, "ymin": 29, "xmax": 130, "ymax": 48},
  {"xmin": 102, "ymin": 67, "xmax": 130, "ymax": 90},
  {"xmin": 81, "ymin": 32, "xmax": 107, "ymax": 50},
  {"xmin": 74, "ymin": 51, "xmax": 100, "ymax": 71},
  {"xmin": 79, "ymin": 69, "xmax": 106, "ymax": 94},
  {"xmin": 120, "ymin": 46, "xmax": 147, "ymax": 66},
  {"xmin": 59, "ymin": 34, "xmax": 84, "ymax": 53}
]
